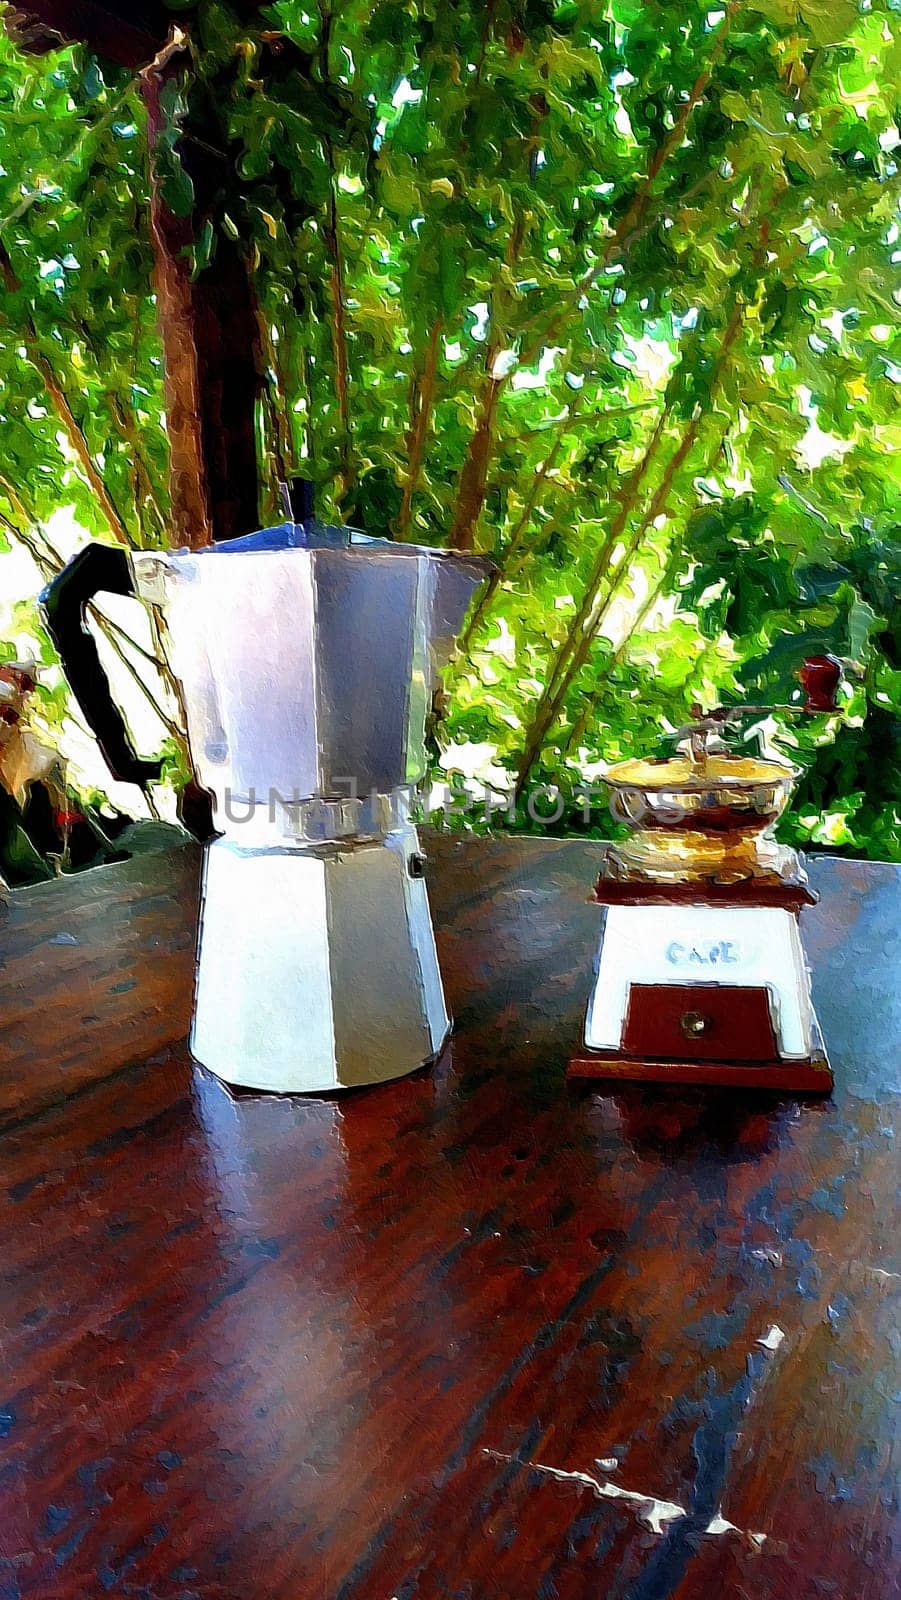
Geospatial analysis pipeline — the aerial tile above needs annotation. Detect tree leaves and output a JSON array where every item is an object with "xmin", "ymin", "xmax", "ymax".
[{"xmin": 0, "ymin": 0, "xmax": 899, "ymax": 854}]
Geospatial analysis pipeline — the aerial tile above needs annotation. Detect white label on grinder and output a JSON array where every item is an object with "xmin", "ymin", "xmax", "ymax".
[{"xmin": 665, "ymin": 937, "xmax": 747, "ymax": 969}]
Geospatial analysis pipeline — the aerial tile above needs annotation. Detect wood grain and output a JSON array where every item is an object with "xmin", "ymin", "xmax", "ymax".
[
  {"xmin": 0, "ymin": 843, "xmax": 200, "ymax": 1126},
  {"xmin": 0, "ymin": 837, "xmax": 898, "ymax": 1599}
]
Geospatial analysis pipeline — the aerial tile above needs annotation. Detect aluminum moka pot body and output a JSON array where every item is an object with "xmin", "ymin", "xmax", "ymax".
[
  {"xmin": 41, "ymin": 518, "xmax": 490, "ymax": 1095},
  {"xmin": 130, "ymin": 521, "xmax": 489, "ymax": 829}
]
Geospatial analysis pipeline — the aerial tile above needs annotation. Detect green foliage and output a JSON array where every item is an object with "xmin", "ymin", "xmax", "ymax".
[
  {"xmin": 0, "ymin": 28, "xmax": 168, "ymax": 546},
  {"xmin": 0, "ymin": 0, "xmax": 899, "ymax": 856}
]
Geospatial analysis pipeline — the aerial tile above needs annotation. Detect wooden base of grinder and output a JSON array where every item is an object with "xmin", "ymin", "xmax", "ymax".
[{"xmin": 569, "ymin": 1021, "xmax": 833, "ymax": 1093}]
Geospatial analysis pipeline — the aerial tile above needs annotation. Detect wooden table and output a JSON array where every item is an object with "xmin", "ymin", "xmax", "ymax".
[{"xmin": 0, "ymin": 838, "xmax": 898, "ymax": 1599}]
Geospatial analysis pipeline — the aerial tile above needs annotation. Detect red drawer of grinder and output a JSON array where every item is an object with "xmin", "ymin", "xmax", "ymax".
[{"xmin": 622, "ymin": 984, "xmax": 778, "ymax": 1061}]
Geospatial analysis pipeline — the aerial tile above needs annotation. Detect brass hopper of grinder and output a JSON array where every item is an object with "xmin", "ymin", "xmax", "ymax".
[{"xmin": 602, "ymin": 655, "xmax": 843, "ymax": 886}]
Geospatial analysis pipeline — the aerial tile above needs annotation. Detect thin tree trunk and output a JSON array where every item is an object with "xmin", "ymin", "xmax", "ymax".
[
  {"xmin": 0, "ymin": 509, "xmax": 182, "ymax": 741},
  {"xmin": 107, "ymin": 389, "xmax": 167, "ymax": 542},
  {"xmin": 397, "ymin": 317, "xmax": 443, "ymax": 539},
  {"xmin": 520, "ymin": 404, "xmax": 669, "ymax": 761},
  {"xmin": 87, "ymin": 606, "xmax": 183, "ymax": 741},
  {"xmin": 554, "ymin": 413, "xmax": 712, "ymax": 739},
  {"xmin": 458, "ymin": 397, "xmax": 654, "ymax": 657},
  {"xmin": 457, "ymin": 425, "xmax": 569, "ymax": 654},
  {"xmin": 513, "ymin": 413, "xmax": 683, "ymax": 796},
  {"xmin": 254, "ymin": 305, "xmax": 293, "ymax": 486},
  {"xmin": 518, "ymin": 398, "xmax": 654, "ymax": 442},
  {"xmin": 0, "ymin": 475, "xmax": 32, "ymax": 530},
  {"xmin": 73, "ymin": 315, "xmax": 167, "ymax": 544},
  {"xmin": 515, "ymin": 280, "xmax": 753, "ymax": 793},
  {"xmin": 517, "ymin": 195, "xmax": 769, "ymax": 787},
  {"xmin": 140, "ymin": 32, "xmax": 213, "ymax": 551},
  {"xmin": 563, "ymin": 422, "xmax": 731, "ymax": 755},
  {"xmin": 448, "ymin": 199, "xmax": 530, "ymax": 551},
  {"xmin": 315, "ymin": 5, "xmax": 354, "ymax": 501},
  {"xmin": 6, "ymin": 483, "xmax": 184, "ymax": 726},
  {"xmin": 448, "ymin": 368, "xmax": 504, "ymax": 550},
  {"xmin": 296, "ymin": 335, "xmax": 315, "ymax": 467},
  {"xmin": 253, "ymin": 298, "xmax": 290, "ymax": 510},
  {"xmin": 564, "ymin": 561, "xmax": 675, "ymax": 755},
  {"xmin": 0, "ymin": 237, "xmax": 135, "ymax": 546},
  {"xmin": 35, "ymin": 353, "xmax": 134, "ymax": 546},
  {"xmin": 323, "ymin": 139, "xmax": 352, "ymax": 495},
  {"xmin": 454, "ymin": 398, "xmax": 658, "ymax": 667}
]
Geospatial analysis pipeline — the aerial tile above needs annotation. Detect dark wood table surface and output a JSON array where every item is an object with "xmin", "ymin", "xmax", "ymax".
[{"xmin": 0, "ymin": 837, "xmax": 899, "ymax": 1600}]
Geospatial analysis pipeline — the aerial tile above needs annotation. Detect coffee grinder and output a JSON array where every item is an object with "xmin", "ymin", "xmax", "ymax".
[{"xmin": 569, "ymin": 658, "xmax": 842, "ymax": 1091}]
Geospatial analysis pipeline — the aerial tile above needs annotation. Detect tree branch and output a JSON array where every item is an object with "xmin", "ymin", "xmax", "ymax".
[
  {"xmin": 515, "ymin": 216, "xmax": 768, "ymax": 796},
  {"xmin": 323, "ymin": 133, "xmax": 353, "ymax": 497},
  {"xmin": 515, "ymin": 402, "xmax": 670, "ymax": 780},
  {"xmin": 563, "ymin": 422, "xmax": 732, "ymax": 755},
  {"xmin": 0, "ymin": 238, "xmax": 136, "ymax": 547},
  {"xmin": 0, "ymin": 75, "xmax": 137, "ymax": 235},
  {"xmin": 448, "ymin": 366, "xmax": 504, "ymax": 550},
  {"xmin": 457, "ymin": 394, "xmax": 660, "ymax": 663},
  {"xmin": 397, "ymin": 316, "xmax": 443, "ymax": 540},
  {"xmin": 35, "ymin": 351, "xmax": 134, "ymax": 546},
  {"xmin": 0, "ymin": 509, "xmax": 182, "ymax": 741},
  {"xmin": 516, "ymin": 6, "xmax": 737, "ymax": 372},
  {"xmin": 446, "ymin": 12, "xmax": 733, "ymax": 553}
]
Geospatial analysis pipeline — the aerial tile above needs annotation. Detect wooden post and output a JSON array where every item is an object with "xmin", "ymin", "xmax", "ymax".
[
  {"xmin": 6, "ymin": 1, "xmax": 265, "ymax": 545},
  {"xmin": 4, "ymin": 0, "xmax": 166, "ymax": 67},
  {"xmin": 139, "ymin": 34, "xmax": 213, "ymax": 550}
]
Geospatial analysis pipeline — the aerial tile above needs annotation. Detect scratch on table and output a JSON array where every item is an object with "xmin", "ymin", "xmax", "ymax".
[
  {"xmin": 751, "ymin": 1247, "xmax": 783, "ymax": 1266},
  {"xmin": 483, "ymin": 1450, "xmax": 767, "ymax": 1546},
  {"xmin": 756, "ymin": 1324, "xmax": 786, "ymax": 1351}
]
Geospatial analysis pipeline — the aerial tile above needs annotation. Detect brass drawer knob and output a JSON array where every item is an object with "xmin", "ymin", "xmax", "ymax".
[{"xmin": 680, "ymin": 1010, "xmax": 711, "ymax": 1039}]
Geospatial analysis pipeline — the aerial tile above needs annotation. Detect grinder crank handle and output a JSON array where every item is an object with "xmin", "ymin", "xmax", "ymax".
[
  {"xmin": 798, "ymin": 653, "xmax": 842, "ymax": 713},
  {"xmin": 41, "ymin": 544, "xmax": 163, "ymax": 789},
  {"xmin": 672, "ymin": 654, "xmax": 846, "ymax": 748}
]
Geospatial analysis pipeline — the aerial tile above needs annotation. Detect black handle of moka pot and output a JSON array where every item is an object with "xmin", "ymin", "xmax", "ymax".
[{"xmin": 41, "ymin": 545, "xmax": 163, "ymax": 789}]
